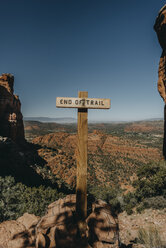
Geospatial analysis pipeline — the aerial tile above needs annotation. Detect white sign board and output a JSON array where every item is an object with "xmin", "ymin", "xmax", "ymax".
[{"xmin": 56, "ymin": 97, "xmax": 111, "ymax": 109}]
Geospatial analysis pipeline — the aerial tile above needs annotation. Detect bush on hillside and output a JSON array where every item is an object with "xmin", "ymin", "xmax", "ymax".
[
  {"xmin": 136, "ymin": 196, "xmax": 166, "ymax": 213},
  {"xmin": 134, "ymin": 161, "xmax": 166, "ymax": 200},
  {"xmin": 0, "ymin": 176, "xmax": 65, "ymax": 222},
  {"xmin": 88, "ymin": 185, "xmax": 123, "ymax": 215},
  {"xmin": 123, "ymin": 161, "xmax": 166, "ymax": 214}
]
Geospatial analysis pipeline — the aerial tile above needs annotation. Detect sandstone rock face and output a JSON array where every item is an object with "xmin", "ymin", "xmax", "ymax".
[
  {"xmin": 154, "ymin": 5, "xmax": 166, "ymax": 159},
  {"xmin": 0, "ymin": 73, "xmax": 24, "ymax": 143},
  {"xmin": 154, "ymin": 5, "xmax": 166, "ymax": 102},
  {"xmin": 154, "ymin": 5, "xmax": 166, "ymax": 50}
]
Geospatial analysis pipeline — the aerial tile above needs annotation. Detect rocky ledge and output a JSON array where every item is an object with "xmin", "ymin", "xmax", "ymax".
[{"xmin": 0, "ymin": 195, "xmax": 119, "ymax": 248}]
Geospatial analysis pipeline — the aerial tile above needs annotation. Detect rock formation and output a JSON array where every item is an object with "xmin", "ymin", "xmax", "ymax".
[
  {"xmin": 0, "ymin": 73, "xmax": 25, "ymax": 143},
  {"xmin": 2, "ymin": 195, "xmax": 166, "ymax": 247},
  {"xmin": 35, "ymin": 195, "xmax": 119, "ymax": 248},
  {"xmin": 154, "ymin": 5, "xmax": 166, "ymax": 101},
  {"xmin": 154, "ymin": 5, "xmax": 166, "ymax": 158},
  {"xmin": 0, "ymin": 195, "xmax": 119, "ymax": 248}
]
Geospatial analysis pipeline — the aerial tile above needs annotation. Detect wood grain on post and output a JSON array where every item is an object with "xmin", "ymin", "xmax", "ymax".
[{"xmin": 76, "ymin": 91, "xmax": 88, "ymax": 221}]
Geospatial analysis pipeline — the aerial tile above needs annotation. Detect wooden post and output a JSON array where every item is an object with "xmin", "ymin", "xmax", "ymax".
[
  {"xmin": 76, "ymin": 91, "xmax": 88, "ymax": 221},
  {"xmin": 56, "ymin": 93, "xmax": 110, "ymax": 228}
]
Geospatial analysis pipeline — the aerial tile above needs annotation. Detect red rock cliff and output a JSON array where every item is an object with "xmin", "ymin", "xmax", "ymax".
[
  {"xmin": 0, "ymin": 73, "xmax": 25, "ymax": 143},
  {"xmin": 154, "ymin": 5, "xmax": 166, "ymax": 101}
]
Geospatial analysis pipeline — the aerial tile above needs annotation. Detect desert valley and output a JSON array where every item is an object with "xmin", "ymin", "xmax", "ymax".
[{"xmin": 25, "ymin": 119, "xmax": 163, "ymax": 194}]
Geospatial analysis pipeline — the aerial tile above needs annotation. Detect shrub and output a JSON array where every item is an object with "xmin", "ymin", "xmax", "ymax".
[
  {"xmin": 109, "ymin": 197, "xmax": 122, "ymax": 215},
  {"xmin": 88, "ymin": 185, "xmax": 123, "ymax": 215},
  {"xmin": 136, "ymin": 196, "xmax": 166, "ymax": 213},
  {"xmin": 123, "ymin": 192, "xmax": 137, "ymax": 214},
  {"xmin": 0, "ymin": 176, "xmax": 24, "ymax": 221},
  {"xmin": 134, "ymin": 161, "xmax": 166, "ymax": 201},
  {"xmin": 0, "ymin": 176, "xmax": 65, "ymax": 221}
]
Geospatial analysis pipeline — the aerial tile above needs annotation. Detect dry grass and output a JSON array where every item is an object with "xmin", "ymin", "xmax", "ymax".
[{"xmin": 138, "ymin": 226, "xmax": 165, "ymax": 248}]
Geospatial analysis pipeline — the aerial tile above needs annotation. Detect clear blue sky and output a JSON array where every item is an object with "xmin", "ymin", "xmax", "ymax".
[{"xmin": 0, "ymin": 0, "xmax": 165, "ymax": 121}]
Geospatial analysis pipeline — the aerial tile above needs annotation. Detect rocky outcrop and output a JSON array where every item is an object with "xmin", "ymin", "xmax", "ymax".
[
  {"xmin": 154, "ymin": 5, "xmax": 166, "ymax": 50},
  {"xmin": 2, "ymin": 195, "xmax": 166, "ymax": 247},
  {"xmin": 37, "ymin": 200, "xmax": 166, "ymax": 247},
  {"xmin": 36, "ymin": 195, "xmax": 119, "ymax": 248},
  {"xmin": 0, "ymin": 195, "xmax": 119, "ymax": 248},
  {"xmin": 0, "ymin": 73, "xmax": 24, "ymax": 143},
  {"xmin": 154, "ymin": 5, "xmax": 166, "ymax": 159},
  {"xmin": 154, "ymin": 5, "xmax": 166, "ymax": 101}
]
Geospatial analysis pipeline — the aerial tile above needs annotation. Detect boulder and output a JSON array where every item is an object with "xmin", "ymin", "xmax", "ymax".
[
  {"xmin": 87, "ymin": 200, "xmax": 119, "ymax": 248},
  {"xmin": 36, "ymin": 195, "xmax": 85, "ymax": 248},
  {"xmin": 36, "ymin": 195, "xmax": 119, "ymax": 248},
  {"xmin": 0, "ymin": 213, "xmax": 39, "ymax": 248}
]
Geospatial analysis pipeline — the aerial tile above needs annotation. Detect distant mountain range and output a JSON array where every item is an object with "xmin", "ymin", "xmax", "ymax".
[
  {"xmin": 23, "ymin": 117, "xmax": 77, "ymax": 123},
  {"xmin": 24, "ymin": 116, "xmax": 163, "ymax": 124},
  {"xmin": 141, "ymin": 118, "xmax": 163, "ymax": 121}
]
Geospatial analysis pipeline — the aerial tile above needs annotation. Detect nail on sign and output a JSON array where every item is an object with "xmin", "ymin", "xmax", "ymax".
[{"xmin": 56, "ymin": 97, "xmax": 111, "ymax": 109}]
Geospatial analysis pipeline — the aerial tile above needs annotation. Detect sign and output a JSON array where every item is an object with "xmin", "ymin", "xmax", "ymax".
[
  {"xmin": 56, "ymin": 97, "xmax": 110, "ymax": 109},
  {"xmin": 56, "ymin": 92, "xmax": 111, "ymax": 233}
]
